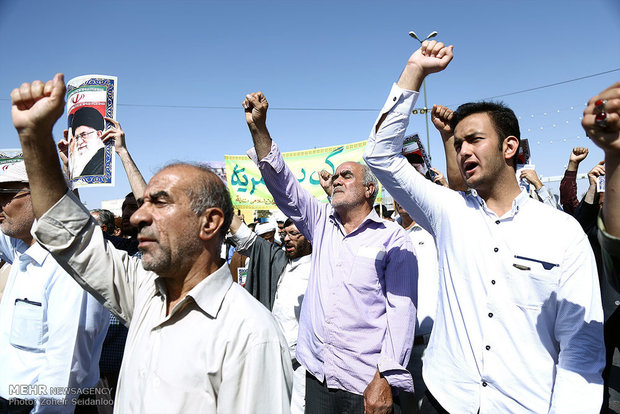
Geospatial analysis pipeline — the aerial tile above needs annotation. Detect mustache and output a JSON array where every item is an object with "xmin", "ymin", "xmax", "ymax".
[{"xmin": 138, "ymin": 226, "xmax": 157, "ymax": 239}]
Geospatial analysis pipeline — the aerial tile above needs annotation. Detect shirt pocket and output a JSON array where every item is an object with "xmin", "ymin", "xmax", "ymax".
[
  {"xmin": 10, "ymin": 298, "xmax": 45, "ymax": 351},
  {"xmin": 506, "ymin": 257, "xmax": 559, "ymax": 310},
  {"xmin": 347, "ymin": 247, "xmax": 385, "ymax": 291}
]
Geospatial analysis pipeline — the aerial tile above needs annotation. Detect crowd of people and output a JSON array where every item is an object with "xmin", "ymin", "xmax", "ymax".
[{"xmin": 0, "ymin": 39, "xmax": 619, "ymax": 414}]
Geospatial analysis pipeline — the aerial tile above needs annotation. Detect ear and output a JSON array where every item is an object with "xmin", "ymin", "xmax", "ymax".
[
  {"xmin": 365, "ymin": 182, "xmax": 376, "ymax": 200},
  {"xmin": 503, "ymin": 136, "xmax": 519, "ymax": 163},
  {"xmin": 198, "ymin": 207, "xmax": 225, "ymax": 242}
]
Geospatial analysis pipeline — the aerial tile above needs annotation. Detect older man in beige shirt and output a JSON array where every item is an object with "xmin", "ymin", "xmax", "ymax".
[{"xmin": 11, "ymin": 74, "xmax": 293, "ymax": 413}]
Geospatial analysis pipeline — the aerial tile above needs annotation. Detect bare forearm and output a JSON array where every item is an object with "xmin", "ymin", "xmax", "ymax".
[
  {"xmin": 117, "ymin": 147, "xmax": 146, "ymax": 198},
  {"xmin": 584, "ymin": 184, "xmax": 597, "ymax": 205},
  {"xmin": 397, "ymin": 65, "xmax": 424, "ymax": 93},
  {"xmin": 604, "ymin": 153, "xmax": 620, "ymax": 236},
  {"xmin": 566, "ymin": 160, "xmax": 580, "ymax": 172},
  {"xmin": 19, "ymin": 131, "xmax": 68, "ymax": 218},
  {"xmin": 441, "ymin": 133, "xmax": 467, "ymax": 191},
  {"xmin": 250, "ymin": 124, "xmax": 273, "ymax": 161}
]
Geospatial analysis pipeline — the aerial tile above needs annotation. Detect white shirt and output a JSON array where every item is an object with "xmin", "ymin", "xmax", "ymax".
[
  {"xmin": 271, "ymin": 255, "xmax": 311, "ymax": 356},
  {"xmin": 0, "ymin": 232, "xmax": 109, "ymax": 413},
  {"xmin": 364, "ymin": 83, "xmax": 605, "ymax": 414},
  {"xmin": 231, "ymin": 223, "xmax": 311, "ymax": 356},
  {"xmin": 34, "ymin": 191, "xmax": 293, "ymax": 414},
  {"xmin": 400, "ymin": 221, "xmax": 439, "ymax": 336}
]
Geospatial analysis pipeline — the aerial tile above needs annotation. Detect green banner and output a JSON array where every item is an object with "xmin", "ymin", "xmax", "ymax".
[{"xmin": 225, "ymin": 140, "xmax": 381, "ymax": 209}]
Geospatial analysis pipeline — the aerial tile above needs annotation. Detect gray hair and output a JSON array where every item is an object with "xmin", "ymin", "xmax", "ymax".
[
  {"xmin": 161, "ymin": 162, "xmax": 234, "ymax": 243},
  {"xmin": 361, "ymin": 164, "xmax": 379, "ymax": 205},
  {"xmin": 91, "ymin": 208, "xmax": 117, "ymax": 235}
]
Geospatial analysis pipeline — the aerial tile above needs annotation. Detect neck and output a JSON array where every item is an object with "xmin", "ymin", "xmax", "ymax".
[
  {"xmin": 476, "ymin": 173, "xmax": 522, "ymax": 217},
  {"xmin": 399, "ymin": 213, "xmax": 415, "ymax": 230},
  {"xmin": 163, "ymin": 248, "xmax": 223, "ymax": 315},
  {"xmin": 335, "ymin": 204, "xmax": 372, "ymax": 234},
  {"xmin": 21, "ymin": 235, "xmax": 35, "ymax": 247}
]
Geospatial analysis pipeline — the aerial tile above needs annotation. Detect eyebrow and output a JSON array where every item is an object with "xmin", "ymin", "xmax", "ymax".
[
  {"xmin": 146, "ymin": 190, "xmax": 171, "ymax": 202},
  {"xmin": 331, "ymin": 169, "xmax": 353, "ymax": 183},
  {"xmin": 458, "ymin": 131, "xmax": 486, "ymax": 141}
]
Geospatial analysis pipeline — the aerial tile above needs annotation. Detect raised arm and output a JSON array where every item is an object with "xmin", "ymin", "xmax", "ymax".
[
  {"xmin": 584, "ymin": 161, "xmax": 605, "ymax": 205},
  {"xmin": 396, "ymin": 42, "xmax": 454, "ymax": 97},
  {"xmin": 560, "ymin": 147, "xmax": 589, "ymax": 215},
  {"xmin": 364, "ymin": 41, "xmax": 455, "ymax": 235},
  {"xmin": 567, "ymin": 147, "xmax": 589, "ymax": 172},
  {"xmin": 243, "ymin": 92, "xmax": 272, "ymax": 161},
  {"xmin": 11, "ymin": 74, "xmax": 68, "ymax": 218},
  {"xmin": 102, "ymin": 117, "xmax": 147, "ymax": 198},
  {"xmin": 242, "ymin": 92, "xmax": 323, "ymax": 240},
  {"xmin": 582, "ymin": 82, "xmax": 620, "ymax": 236},
  {"xmin": 520, "ymin": 168, "xmax": 561, "ymax": 209},
  {"xmin": 319, "ymin": 169, "xmax": 334, "ymax": 197},
  {"xmin": 12, "ymin": 74, "xmax": 142, "ymax": 323},
  {"xmin": 430, "ymin": 104, "xmax": 466, "ymax": 190}
]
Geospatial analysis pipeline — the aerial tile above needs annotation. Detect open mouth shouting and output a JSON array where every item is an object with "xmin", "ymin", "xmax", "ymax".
[{"xmin": 462, "ymin": 160, "xmax": 479, "ymax": 177}]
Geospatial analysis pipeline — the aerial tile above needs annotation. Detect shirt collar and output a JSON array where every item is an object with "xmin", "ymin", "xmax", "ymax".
[
  {"xmin": 153, "ymin": 262, "xmax": 233, "ymax": 319},
  {"xmin": 288, "ymin": 253, "xmax": 312, "ymax": 271},
  {"xmin": 188, "ymin": 263, "xmax": 233, "ymax": 318},
  {"xmin": 328, "ymin": 206, "xmax": 384, "ymax": 233},
  {"xmin": 19, "ymin": 242, "xmax": 50, "ymax": 269},
  {"xmin": 468, "ymin": 189, "xmax": 529, "ymax": 219}
]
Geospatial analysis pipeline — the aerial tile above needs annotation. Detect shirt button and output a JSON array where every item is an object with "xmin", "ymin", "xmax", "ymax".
[
  {"xmin": 491, "ymin": 280, "xmax": 496, "ymax": 285},
  {"xmin": 616, "ymin": 300, "xmax": 620, "ymax": 306},
  {"xmin": 493, "ymin": 247, "xmax": 499, "ymax": 252},
  {"xmin": 488, "ymin": 312, "xmax": 493, "ymax": 318},
  {"xmin": 393, "ymin": 97, "xmax": 397, "ymax": 101},
  {"xmin": 495, "ymin": 220, "xmax": 500, "ymax": 224},
  {"xmin": 485, "ymin": 345, "xmax": 491, "ymax": 350},
  {"xmin": 482, "ymin": 382, "xmax": 488, "ymax": 387}
]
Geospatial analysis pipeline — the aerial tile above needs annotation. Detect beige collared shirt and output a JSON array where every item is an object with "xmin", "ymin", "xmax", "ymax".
[{"xmin": 34, "ymin": 191, "xmax": 293, "ymax": 414}]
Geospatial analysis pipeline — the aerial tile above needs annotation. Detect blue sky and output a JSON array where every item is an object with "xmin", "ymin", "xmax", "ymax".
[{"xmin": 1, "ymin": 0, "xmax": 619, "ymax": 208}]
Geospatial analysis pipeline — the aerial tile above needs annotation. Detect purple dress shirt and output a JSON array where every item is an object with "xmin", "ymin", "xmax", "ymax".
[{"xmin": 248, "ymin": 142, "xmax": 417, "ymax": 395}]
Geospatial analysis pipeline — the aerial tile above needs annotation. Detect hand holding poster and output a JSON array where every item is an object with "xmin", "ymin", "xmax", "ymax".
[{"xmin": 66, "ymin": 75, "xmax": 117, "ymax": 188}]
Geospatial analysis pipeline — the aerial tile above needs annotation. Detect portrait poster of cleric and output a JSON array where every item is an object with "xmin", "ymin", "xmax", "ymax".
[{"xmin": 66, "ymin": 74, "xmax": 117, "ymax": 187}]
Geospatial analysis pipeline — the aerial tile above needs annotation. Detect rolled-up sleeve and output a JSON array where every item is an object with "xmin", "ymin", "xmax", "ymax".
[{"xmin": 33, "ymin": 190, "xmax": 143, "ymax": 325}]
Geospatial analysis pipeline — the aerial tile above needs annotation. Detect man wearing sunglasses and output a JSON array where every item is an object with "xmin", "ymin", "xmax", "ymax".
[{"xmin": 0, "ymin": 160, "xmax": 109, "ymax": 413}]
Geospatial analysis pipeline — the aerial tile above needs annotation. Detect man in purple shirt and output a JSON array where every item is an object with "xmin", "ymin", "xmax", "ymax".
[{"xmin": 243, "ymin": 91, "xmax": 418, "ymax": 414}]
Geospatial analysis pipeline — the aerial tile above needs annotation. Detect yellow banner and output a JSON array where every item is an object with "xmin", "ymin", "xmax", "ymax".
[{"xmin": 225, "ymin": 140, "xmax": 381, "ymax": 209}]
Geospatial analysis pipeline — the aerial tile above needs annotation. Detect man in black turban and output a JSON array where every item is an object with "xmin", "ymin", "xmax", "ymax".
[{"xmin": 70, "ymin": 106, "xmax": 105, "ymax": 177}]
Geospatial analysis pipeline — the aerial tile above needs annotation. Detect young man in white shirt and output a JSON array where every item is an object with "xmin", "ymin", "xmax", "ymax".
[{"xmin": 364, "ymin": 40, "xmax": 605, "ymax": 413}]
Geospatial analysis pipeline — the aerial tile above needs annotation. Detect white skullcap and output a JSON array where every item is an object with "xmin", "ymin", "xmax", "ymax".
[
  {"xmin": 273, "ymin": 210, "xmax": 287, "ymax": 223},
  {"xmin": 255, "ymin": 221, "xmax": 276, "ymax": 236},
  {"xmin": 0, "ymin": 159, "xmax": 28, "ymax": 184}
]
